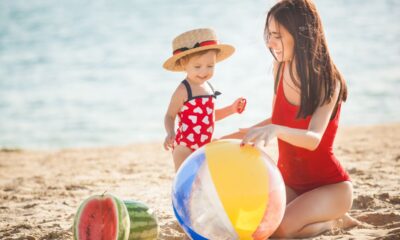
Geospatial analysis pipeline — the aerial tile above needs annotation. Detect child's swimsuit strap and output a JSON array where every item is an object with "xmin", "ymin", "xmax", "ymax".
[
  {"xmin": 207, "ymin": 82, "xmax": 221, "ymax": 97},
  {"xmin": 181, "ymin": 79, "xmax": 193, "ymax": 99},
  {"xmin": 182, "ymin": 79, "xmax": 221, "ymax": 99}
]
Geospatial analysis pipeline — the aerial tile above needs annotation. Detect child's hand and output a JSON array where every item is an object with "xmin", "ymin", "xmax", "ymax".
[
  {"xmin": 163, "ymin": 133, "xmax": 175, "ymax": 150},
  {"xmin": 232, "ymin": 97, "xmax": 247, "ymax": 114}
]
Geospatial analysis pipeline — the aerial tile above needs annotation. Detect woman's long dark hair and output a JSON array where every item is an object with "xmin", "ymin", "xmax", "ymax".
[{"xmin": 266, "ymin": 0, "xmax": 347, "ymax": 119}]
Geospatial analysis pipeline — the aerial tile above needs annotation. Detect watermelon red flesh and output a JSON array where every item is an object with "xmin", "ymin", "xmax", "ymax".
[
  {"xmin": 78, "ymin": 198, "xmax": 117, "ymax": 240},
  {"xmin": 74, "ymin": 194, "xmax": 130, "ymax": 240}
]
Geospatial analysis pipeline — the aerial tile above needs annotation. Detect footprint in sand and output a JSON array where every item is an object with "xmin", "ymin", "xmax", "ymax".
[
  {"xmin": 3, "ymin": 177, "xmax": 24, "ymax": 192},
  {"xmin": 353, "ymin": 195, "xmax": 375, "ymax": 209},
  {"xmin": 389, "ymin": 196, "xmax": 400, "ymax": 204},
  {"xmin": 23, "ymin": 203, "xmax": 38, "ymax": 209},
  {"xmin": 347, "ymin": 167, "xmax": 364, "ymax": 175},
  {"xmin": 64, "ymin": 184, "xmax": 88, "ymax": 190},
  {"xmin": 358, "ymin": 212, "xmax": 400, "ymax": 227}
]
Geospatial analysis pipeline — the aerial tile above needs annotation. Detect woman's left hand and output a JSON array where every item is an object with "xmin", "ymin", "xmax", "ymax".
[{"xmin": 241, "ymin": 124, "xmax": 278, "ymax": 147}]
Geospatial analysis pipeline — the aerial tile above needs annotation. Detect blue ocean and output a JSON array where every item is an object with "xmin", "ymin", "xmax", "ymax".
[{"xmin": 1, "ymin": 0, "xmax": 399, "ymax": 149}]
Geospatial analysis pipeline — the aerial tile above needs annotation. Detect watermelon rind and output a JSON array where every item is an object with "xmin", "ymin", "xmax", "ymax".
[{"xmin": 124, "ymin": 200, "xmax": 159, "ymax": 240}]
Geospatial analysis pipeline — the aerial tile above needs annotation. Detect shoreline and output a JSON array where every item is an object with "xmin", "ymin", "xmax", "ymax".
[
  {"xmin": 1, "ymin": 122, "xmax": 399, "ymax": 239},
  {"xmin": 2, "ymin": 121, "xmax": 399, "ymax": 152}
]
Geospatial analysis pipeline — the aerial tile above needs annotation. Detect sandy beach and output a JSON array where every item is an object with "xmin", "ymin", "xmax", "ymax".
[{"xmin": 0, "ymin": 123, "xmax": 399, "ymax": 240}]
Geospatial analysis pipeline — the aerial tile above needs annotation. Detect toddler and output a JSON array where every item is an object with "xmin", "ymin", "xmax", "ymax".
[{"xmin": 163, "ymin": 28, "xmax": 246, "ymax": 171}]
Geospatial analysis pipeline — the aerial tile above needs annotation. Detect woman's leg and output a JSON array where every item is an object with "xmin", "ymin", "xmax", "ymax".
[
  {"xmin": 172, "ymin": 145, "xmax": 192, "ymax": 172},
  {"xmin": 272, "ymin": 181, "xmax": 358, "ymax": 238},
  {"xmin": 285, "ymin": 185, "xmax": 298, "ymax": 204}
]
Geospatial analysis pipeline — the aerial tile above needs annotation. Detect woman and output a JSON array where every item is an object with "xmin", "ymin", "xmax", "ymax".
[{"xmin": 227, "ymin": 0, "xmax": 360, "ymax": 238}]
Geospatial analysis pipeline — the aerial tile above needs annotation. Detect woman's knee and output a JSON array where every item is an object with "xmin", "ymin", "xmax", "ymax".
[
  {"xmin": 285, "ymin": 185, "xmax": 298, "ymax": 204},
  {"xmin": 341, "ymin": 181, "xmax": 354, "ymax": 212},
  {"xmin": 332, "ymin": 181, "xmax": 353, "ymax": 211}
]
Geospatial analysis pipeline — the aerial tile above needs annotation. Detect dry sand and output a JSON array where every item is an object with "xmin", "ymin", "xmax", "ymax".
[{"xmin": 0, "ymin": 123, "xmax": 399, "ymax": 240}]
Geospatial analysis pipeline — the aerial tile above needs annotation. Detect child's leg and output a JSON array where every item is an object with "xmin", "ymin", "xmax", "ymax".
[
  {"xmin": 172, "ymin": 145, "xmax": 192, "ymax": 172},
  {"xmin": 272, "ymin": 181, "xmax": 359, "ymax": 238}
]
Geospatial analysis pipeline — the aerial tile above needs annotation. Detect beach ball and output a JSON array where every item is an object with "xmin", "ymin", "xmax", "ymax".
[{"xmin": 172, "ymin": 140, "xmax": 286, "ymax": 240}]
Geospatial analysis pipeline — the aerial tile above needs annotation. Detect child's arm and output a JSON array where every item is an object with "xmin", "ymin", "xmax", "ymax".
[
  {"xmin": 215, "ymin": 97, "xmax": 246, "ymax": 121},
  {"xmin": 222, "ymin": 62, "xmax": 279, "ymax": 139},
  {"xmin": 163, "ymin": 85, "xmax": 186, "ymax": 150}
]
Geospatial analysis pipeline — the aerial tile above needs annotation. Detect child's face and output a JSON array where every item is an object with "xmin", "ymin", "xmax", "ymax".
[
  {"xmin": 184, "ymin": 51, "xmax": 217, "ymax": 84},
  {"xmin": 267, "ymin": 17, "xmax": 294, "ymax": 62}
]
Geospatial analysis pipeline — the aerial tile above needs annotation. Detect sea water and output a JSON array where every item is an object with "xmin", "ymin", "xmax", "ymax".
[{"xmin": 0, "ymin": 0, "xmax": 399, "ymax": 149}]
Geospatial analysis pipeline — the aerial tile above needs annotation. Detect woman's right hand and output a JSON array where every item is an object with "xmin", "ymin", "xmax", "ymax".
[
  {"xmin": 241, "ymin": 124, "xmax": 278, "ymax": 147},
  {"xmin": 163, "ymin": 133, "xmax": 175, "ymax": 150},
  {"xmin": 219, "ymin": 127, "xmax": 251, "ymax": 140}
]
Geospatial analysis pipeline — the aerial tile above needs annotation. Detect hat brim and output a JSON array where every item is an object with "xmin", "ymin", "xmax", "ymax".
[{"xmin": 163, "ymin": 44, "xmax": 235, "ymax": 72}]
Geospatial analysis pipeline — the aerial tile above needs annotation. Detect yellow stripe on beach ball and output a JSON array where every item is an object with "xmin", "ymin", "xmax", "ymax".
[{"xmin": 205, "ymin": 140, "xmax": 269, "ymax": 239}]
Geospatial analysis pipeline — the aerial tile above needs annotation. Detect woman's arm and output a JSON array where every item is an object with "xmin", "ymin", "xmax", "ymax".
[
  {"xmin": 220, "ymin": 118, "xmax": 272, "ymax": 139},
  {"xmin": 242, "ymin": 84, "xmax": 340, "ymax": 150}
]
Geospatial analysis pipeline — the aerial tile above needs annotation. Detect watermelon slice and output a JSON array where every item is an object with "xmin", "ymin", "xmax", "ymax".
[{"xmin": 73, "ymin": 193, "xmax": 130, "ymax": 240}]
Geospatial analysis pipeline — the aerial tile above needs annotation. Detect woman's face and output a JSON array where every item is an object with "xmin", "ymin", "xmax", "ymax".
[{"xmin": 267, "ymin": 17, "xmax": 295, "ymax": 62}]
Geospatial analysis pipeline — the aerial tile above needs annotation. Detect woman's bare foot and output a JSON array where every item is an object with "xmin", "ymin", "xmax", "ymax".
[
  {"xmin": 332, "ymin": 213, "xmax": 360, "ymax": 233},
  {"xmin": 341, "ymin": 213, "xmax": 361, "ymax": 228}
]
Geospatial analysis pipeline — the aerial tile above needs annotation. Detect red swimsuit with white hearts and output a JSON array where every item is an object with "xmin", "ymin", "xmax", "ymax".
[{"xmin": 174, "ymin": 79, "xmax": 220, "ymax": 152}]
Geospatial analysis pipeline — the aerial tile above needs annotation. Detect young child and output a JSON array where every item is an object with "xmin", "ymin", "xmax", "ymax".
[{"xmin": 163, "ymin": 28, "xmax": 246, "ymax": 172}]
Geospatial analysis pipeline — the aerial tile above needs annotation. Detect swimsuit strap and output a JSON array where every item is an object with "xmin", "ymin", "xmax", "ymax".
[
  {"xmin": 207, "ymin": 82, "xmax": 221, "ymax": 97},
  {"xmin": 181, "ymin": 79, "xmax": 193, "ymax": 99},
  {"xmin": 182, "ymin": 79, "xmax": 221, "ymax": 99}
]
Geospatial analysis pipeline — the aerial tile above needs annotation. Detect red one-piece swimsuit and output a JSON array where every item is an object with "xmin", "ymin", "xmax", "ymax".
[
  {"xmin": 271, "ymin": 64, "xmax": 350, "ymax": 195},
  {"xmin": 174, "ymin": 79, "xmax": 220, "ymax": 152}
]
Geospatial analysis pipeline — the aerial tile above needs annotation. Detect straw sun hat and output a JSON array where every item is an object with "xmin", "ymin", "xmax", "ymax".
[{"xmin": 163, "ymin": 28, "xmax": 235, "ymax": 72}]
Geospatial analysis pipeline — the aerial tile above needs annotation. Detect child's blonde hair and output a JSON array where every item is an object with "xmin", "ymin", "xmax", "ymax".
[{"xmin": 177, "ymin": 49, "xmax": 221, "ymax": 69}]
